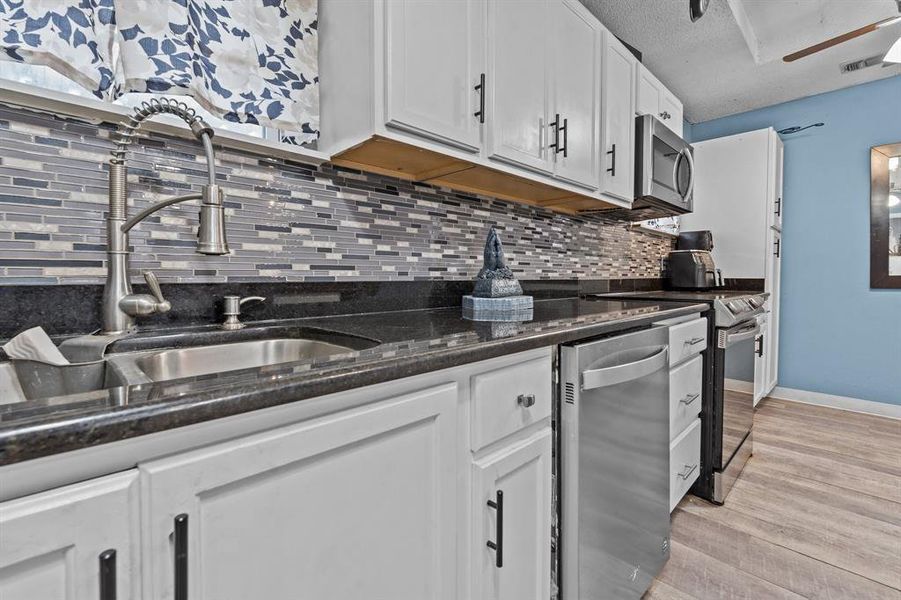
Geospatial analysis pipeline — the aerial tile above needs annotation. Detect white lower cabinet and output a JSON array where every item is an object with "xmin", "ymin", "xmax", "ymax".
[
  {"xmin": 1, "ymin": 349, "xmax": 557, "ymax": 600},
  {"xmin": 669, "ymin": 419, "xmax": 701, "ymax": 512},
  {"xmin": 472, "ymin": 429, "xmax": 552, "ymax": 600},
  {"xmin": 0, "ymin": 471, "xmax": 139, "ymax": 600},
  {"xmin": 140, "ymin": 383, "xmax": 460, "ymax": 600}
]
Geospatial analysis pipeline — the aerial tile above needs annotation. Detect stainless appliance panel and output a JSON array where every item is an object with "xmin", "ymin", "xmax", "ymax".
[
  {"xmin": 561, "ymin": 326, "xmax": 670, "ymax": 600},
  {"xmin": 717, "ymin": 320, "xmax": 757, "ymax": 474},
  {"xmin": 635, "ymin": 115, "xmax": 694, "ymax": 214}
]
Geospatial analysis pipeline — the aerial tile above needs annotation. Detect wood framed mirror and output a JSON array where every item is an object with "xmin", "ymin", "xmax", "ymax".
[{"xmin": 870, "ymin": 142, "xmax": 901, "ymax": 289}]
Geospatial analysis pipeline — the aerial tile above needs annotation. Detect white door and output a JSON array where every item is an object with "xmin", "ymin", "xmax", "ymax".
[
  {"xmin": 472, "ymin": 429, "xmax": 552, "ymax": 600},
  {"xmin": 754, "ymin": 316, "xmax": 768, "ymax": 406},
  {"xmin": 549, "ymin": 0, "xmax": 599, "ymax": 188},
  {"xmin": 600, "ymin": 32, "xmax": 636, "ymax": 201},
  {"xmin": 141, "ymin": 384, "xmax": 460, "ymax": 600},
  {"xmin": 635, "ymin": 63, "xmax": 659, "ymax": 116},
  {"xmin": 0, "ymin": 471, "xmax": 139, "ymax": 600},
  {"xmin": 765, "ymin": 229, "xmax": 782, "ymax": 395},
  {"xmin": 658, "ymin": 91, "xmax": 683, "ymax": 136},
  {"xmin": 385, "ymin": 0, "xmax": 484, "ymax": 152},
  {"xmin": 487, "ymin": 0, "xmax": 552, "ymax": 173}
]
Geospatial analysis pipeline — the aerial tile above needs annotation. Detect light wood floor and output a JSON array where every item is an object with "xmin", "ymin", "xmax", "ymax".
[{"xmin": 645, "ymin": 398, "xmax": 901, "ymax": 600}]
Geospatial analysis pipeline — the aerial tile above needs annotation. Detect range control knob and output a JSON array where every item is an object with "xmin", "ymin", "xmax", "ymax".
[
  {"xmin": 727, "ymin": 300, "xmax": 741, "ymax": 313},
  {"xmin": 747, "ymin": 297, "xmax": 762, "ymax": 308}
]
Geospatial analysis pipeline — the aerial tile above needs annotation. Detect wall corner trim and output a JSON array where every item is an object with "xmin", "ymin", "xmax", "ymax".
[{"xmin": 769, "ymin": 386, "xmax": 901, "ymax": 420}]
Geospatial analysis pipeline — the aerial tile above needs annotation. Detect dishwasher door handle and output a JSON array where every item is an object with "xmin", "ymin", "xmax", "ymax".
[{"xmin": 582, "ymin": 346, "xmax": 668, "ymax": 390}]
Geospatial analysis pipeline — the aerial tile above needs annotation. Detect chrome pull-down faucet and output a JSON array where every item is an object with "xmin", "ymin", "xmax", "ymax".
[{"xmin": 101, "ymin": 98, "xmax": 230, "ymax": 335}]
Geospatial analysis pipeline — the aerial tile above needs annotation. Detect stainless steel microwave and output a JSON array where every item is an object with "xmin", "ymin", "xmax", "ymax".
[{"xmin": 634, "ymin": 114, "xmax": 695, "ymax": 215}]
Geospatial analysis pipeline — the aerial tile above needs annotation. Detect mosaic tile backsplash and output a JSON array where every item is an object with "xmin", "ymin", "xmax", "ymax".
[{"xmin": 0, "ymin": 103, "xmax": 672, "ymax": 285}]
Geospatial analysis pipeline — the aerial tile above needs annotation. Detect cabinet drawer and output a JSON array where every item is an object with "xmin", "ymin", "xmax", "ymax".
[
  {"xmin": 669, "ymin": 418, "xmax": 701, "ymax": 512},
  {"xmin": 669, "ymin": 355, "xmax": 703, "ymax": 441},
  {"xmin": 471, "ymin": 356, "xmax": 552, "ymax": 451},
  {"xmin": 668, "ymin": 317, "xmax": 707, "ymax": 366}
]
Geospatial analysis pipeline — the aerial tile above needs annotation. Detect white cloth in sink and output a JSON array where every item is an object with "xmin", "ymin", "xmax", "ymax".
[{"xmin": 2, "ymin": 327, "xmax": 70, "ymax": 366}]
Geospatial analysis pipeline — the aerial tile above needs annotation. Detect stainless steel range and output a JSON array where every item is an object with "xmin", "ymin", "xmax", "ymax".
[{"xmin": 595, "ymin": 290, "xmax": 768, "ymax": 504}]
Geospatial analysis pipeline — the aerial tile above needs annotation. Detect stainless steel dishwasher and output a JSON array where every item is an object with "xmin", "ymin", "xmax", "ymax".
[{"xmin": 560, "ymin": 326, "xmax": 670, "ymax": 599}]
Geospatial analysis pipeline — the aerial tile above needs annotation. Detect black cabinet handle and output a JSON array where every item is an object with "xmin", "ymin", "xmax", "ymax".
[
  {"xmin": 486, "ymin": 490, "xmax": 504, "ymax": 568},
  {"xmin": 560, "ymin": 117, "xmax": 568, "ymax": 157},
  {"xmin": 606, "ymin": 144, "xmax": 616, "ymax": 176},
  {"xmin": 174, "ymin": 514, "xmax": 189, "ymax": 600},
  {"xmin": 775, "ymin": 197, "xmax": 781, "ymax": 217},
  {"xmin": 549, "ymin": 114, "xmax": 561, "ymax": 154},
  {"xmin": 474, "ymin": 73, "xmax": 485, "ymax": 124},
  {"xmin": 774, "ymin": 239, "xmax": 781, "ymax": 258},
  {"xmin": 99, "ymin": 549, "xmax": 116, "ymax": 600},
  {"xmin": 756, "ymin": 334, "xmax": 764, "ymax": 357}
]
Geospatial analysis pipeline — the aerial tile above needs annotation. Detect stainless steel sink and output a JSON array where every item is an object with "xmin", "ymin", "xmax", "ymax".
[{"xmin": 115, "ymin": 338, "xmax": 360, "ymax": 383}]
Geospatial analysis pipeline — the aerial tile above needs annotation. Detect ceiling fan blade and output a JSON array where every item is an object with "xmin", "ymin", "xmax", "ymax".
[{"xmin": 783, "ymin": 15, "xmax": 901, "ymax": 62}]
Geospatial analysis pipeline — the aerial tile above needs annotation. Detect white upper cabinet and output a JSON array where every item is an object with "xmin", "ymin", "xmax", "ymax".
[
  {"xmin": 549, "ymin": 0, "xmax": 600, "ymax": 189},
  {"xmin": 486, "ymin": 0, "xmax": 552, "ymax": 174},
  {"xmin": 140, "ymin": 384, "xmax": 460, "ymax": 600},
  {"xmin": 635, "ymin": 63, "xmax": 683, "ymax": 137},
  {"xmin": 600, "ymin": 31, "xmax": 637, "ymax": 201},
  {"xmin": 385, "ymin": 0, "xmax": 485, "ymax": 152},
  {"xmin": 0, "ymin": 472, "xmax": 139, "ymax": 600}
]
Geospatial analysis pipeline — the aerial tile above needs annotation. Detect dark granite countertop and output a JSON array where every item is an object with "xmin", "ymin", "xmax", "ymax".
[{"xmin": 0, "ymin": 297, "xmax": 706, "ymax": 465}]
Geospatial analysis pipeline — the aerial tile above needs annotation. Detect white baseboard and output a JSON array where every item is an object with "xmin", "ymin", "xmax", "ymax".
[{"xmin": 768, "ymin": 386, "xmax": 901, "ymax": 419}]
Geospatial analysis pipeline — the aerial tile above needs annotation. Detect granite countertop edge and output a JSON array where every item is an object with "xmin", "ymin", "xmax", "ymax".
[{"xmin": 0, "ymin": 302, "xmax": 707, "ymax": 465}]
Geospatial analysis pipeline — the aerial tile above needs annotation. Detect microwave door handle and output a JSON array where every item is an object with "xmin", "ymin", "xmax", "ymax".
[
  {"xmin": 671, "ymin": 149, "xmax": 683, "ymax": 195},
  {"xmin": 681, "ymin": 148, "xmax": 695, "ymax": 201}
]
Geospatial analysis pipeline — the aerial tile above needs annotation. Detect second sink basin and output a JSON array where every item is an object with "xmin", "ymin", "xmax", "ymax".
[{"xmin": 128, "ymin": 338, "xmax": 359, "ymax": 382}]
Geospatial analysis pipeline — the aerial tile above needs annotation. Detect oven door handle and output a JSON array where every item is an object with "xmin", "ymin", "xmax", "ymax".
[
  {"xmin": 721, "ymin": 323, "xmax": 760, "ymax": 348},
  {"xmin": 582, "ymin": 346, "xmax": 668, "ymax": 390}
]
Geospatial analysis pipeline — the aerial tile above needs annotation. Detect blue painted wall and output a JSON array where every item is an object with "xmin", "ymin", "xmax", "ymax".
[{"xmin": 689, "ymin": 75, "xmax": 901, "ymax": 406}]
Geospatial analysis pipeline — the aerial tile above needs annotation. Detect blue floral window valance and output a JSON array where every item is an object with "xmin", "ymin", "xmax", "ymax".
[{"xmin": 0, "ymin": 0, "xmax": 319, "ymax": 141}]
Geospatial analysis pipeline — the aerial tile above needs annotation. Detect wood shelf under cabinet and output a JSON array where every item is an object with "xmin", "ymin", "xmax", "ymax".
[{"xmin": 331, "ymin": 136, "xmax": 620, "ymax": 215}]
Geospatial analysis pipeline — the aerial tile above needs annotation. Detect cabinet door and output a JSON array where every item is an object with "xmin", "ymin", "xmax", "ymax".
[
  {"xmin": 0, "ymin": 472, "xmax": 139, "ymax": 600},
  {"xmin": 549, "ymin": 0, "xmax": 599, "ymax": 188},
  {"xmin": 753, "ymin": 318, "xmax": 768, "ymax": 406},
  {"xmin": 487, "ymin": 0, "xmax": 552, "ymax": 173},
  {"xmin": 635, "ymin": 63, "xmax": 660, "ymax": 116},
  {"xmin": 659, "ymin": 91, "xmax": 683, "ymax": 136},
  {"xmin": 765, "ymin": 229, "xmax": 782, "ymax": 395},
  {"xmin": 472, "ymin": 429, "xmax": 552, "ymax": 600},
  {"xmin": 385, "ymin": 0, "xmax": 484, "ymax": 152},
  {"xmin": 141, "ymin": 383, "xmax": 460, "ymax": 600},
  {"xmin": 600, "ymin": 32, "xmax": 636, "ymax": 201}
]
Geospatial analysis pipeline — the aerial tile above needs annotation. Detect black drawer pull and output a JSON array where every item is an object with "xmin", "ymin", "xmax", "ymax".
[
  {"xmin": 517, "ymin": 393, "xmax": 536, "ymax": 408},
  {"xmin": 775, "ymin": 197, "xmax": 781, "ymax": 216},
  {"xmin": 606, "ymin": 143, "xmax": 616, "ymax": 176},
  {"xmin": 486, "ymin": 490, "xmax": 504, "ymax": 568},
  {"xmin": 756, "ymin": 333, "xmax": 764, "ymax": 358},
  {"xmin": 99, "ymin": 549, "xmax": 116, "ymax": 600},
  {"xmin": 774, "ymin": 238, "xmax": 781, "ymax": 258},
  {"xmin": 474, "ymin": 73, "xmax": 485, "ymax": 124},
  {"xmin": 174, "ymin": 514, "xmax": 189, "ymax": 600}
]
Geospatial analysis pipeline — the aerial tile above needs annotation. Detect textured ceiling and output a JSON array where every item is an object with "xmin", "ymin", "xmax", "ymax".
[{"xmin": 579, "ymin": 0, "xmax": 901, "ymax": 123}]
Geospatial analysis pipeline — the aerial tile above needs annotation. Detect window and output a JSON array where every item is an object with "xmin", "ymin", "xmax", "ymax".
[{"xmin": 0, "ymin": 62, "xmax": 297, "ymax": 145}]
